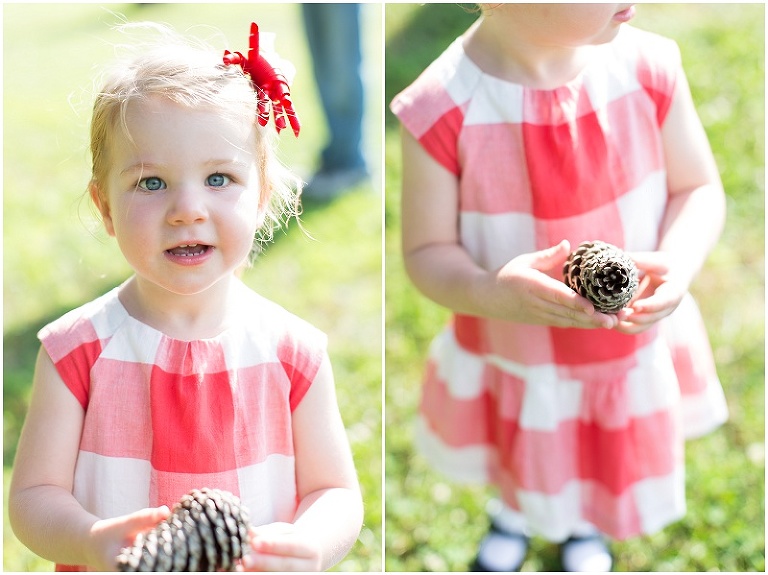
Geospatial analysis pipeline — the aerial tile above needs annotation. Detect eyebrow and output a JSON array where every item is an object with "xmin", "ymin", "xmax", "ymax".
[{"xmin": 119, "ymin": 159, "xmax": 251, "ymax": 176}]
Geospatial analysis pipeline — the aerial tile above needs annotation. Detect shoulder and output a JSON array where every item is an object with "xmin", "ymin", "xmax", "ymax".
[
  {"xmin": 391, "ymin": 36, "xmax": 480, "ymax": 175},
  {"xmin": 237, "ymin": 286, "xmax": 329, "ymax": 411},
  {"xmin": 37, "ymin": 286, "xmax": 127, "ymax": 363},
  {"xmin": 237, "ymin": 286, "xmax": 328, "ymax": 351},
  {"xmin": 617, "ymin": 25, "xmax": 680, "ymax": 60},
  {"xmin": 608, "ymin": 26, "xmax": 681, "ymax": 124},
  {"xmin": 36, "ymin": 287, "xmax": 128, "ymax": 410},
  {"xmin": 611, "ymin": 25, "xmax": 682, "ymax": 77},
  {"xmin": 390, "ymin": 36, "xmax": 481, "ymax": 137}
]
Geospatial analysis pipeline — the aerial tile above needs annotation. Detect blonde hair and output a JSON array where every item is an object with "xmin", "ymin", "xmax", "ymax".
[{"xmin": 89, "ymin": 22, "xmax": 301, "ymax": 259}]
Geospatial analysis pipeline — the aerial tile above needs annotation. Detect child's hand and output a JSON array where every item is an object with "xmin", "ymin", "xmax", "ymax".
[
  {"xmin": 490, "ymin": 241, "xmax": 618, "ymax": 329},
  {"xmin": 614, "ymin": 251, "xmax": 687, "ymax": 334},
  {"xmin": 241, "ymin": 522, "xmax": 323, "ymax": 572},
  {"xmin": 88, "ymin": 506, "xmax": 170, "ymax": 571}
]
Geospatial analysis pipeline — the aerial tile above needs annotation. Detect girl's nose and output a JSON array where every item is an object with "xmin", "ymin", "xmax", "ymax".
[{"xmin": 167, "ymin": 185, "xmax": 208, "ymax": 225}]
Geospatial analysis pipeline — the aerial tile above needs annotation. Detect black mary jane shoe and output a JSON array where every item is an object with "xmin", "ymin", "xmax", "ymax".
[
  {"xmin": 559, "ymin": 533, "xmax": 614, "ymax": 572},
  {"xmin": 470, "ymin": 521, "xmax": 530, "ymax": 572}
]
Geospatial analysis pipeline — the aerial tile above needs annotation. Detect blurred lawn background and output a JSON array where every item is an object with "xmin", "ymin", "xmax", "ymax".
[
  {"xmin": 385, "ymin": 3, "xmax": 764, "ymax": 572},
  {"xmin": 3, "ymin": 3, "xmax": 382, "ymax": 571}
]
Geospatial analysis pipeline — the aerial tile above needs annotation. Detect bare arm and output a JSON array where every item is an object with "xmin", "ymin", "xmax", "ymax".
[
  {"xmin": 617, "ymin": 70, "xmax": 726, "ymax": 333},
  {"xmin": 658, "ymin": 70, "xmax": 726, "ymax": 281},
  {"xmin": 400, "ymin": 127, "xmax": 616, "ymax": 329},
  {"xmin": 9, "ymin": 348, "xmax": 168, "ymax": 571},
  {"xmin": 244, "ymin": 355, "xmax": 363, "ymax": 571},
  {"xmin": 9, "ymin": 347, "xmax": 102, "ymax": 567}
]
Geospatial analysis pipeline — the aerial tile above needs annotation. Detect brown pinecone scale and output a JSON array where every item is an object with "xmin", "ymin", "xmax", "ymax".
[
  {"xmin": 563, "ymin": 240, "xmax": 639, "ymax": 313},
  {"xmin": 116, "ymin": 488, "xmax": 252, "ymax": 572}
]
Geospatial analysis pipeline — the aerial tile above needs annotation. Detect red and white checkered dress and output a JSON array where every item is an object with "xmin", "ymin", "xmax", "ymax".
[
  {"xmin": 391, "ymin": 25, "xmax": 727, "ymax": 541},
  {"xmin": 38, "ymin": 280, "xmax": 327, "ymax": 571}
]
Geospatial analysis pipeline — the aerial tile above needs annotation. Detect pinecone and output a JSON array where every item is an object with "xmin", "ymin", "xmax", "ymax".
[
  {"xmin": 116, "ymin": 488, "xmax": 252, "ymax": 572},
  {"xmin": 562, "ymin": 240, "xmax": 639, "ymax": 313}
]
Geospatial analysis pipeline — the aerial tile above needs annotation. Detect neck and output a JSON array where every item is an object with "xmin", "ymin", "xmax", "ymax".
[
  {"xmin": 118, "ymin": 274, "xmax": 243, "ymax": 340},
  {"xmin": 464, "ymin": 16, "xmax": 596, "ymax": 89}
]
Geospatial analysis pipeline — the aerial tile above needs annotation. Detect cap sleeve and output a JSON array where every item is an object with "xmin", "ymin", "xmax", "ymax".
[
  {"xmin": 37, "ymin": 311, "xmax": 103, "ymax": 410},
  {"xmin": 632, "ymin": 29, "xmax": 682, "ymax": 126},
  {"xmin": 277, "ymin": 319, "xmax": 328, "ymax": 411},
  {"xmin": 390, "ymin": 38, "xmax": 474, "ymax": 176}
]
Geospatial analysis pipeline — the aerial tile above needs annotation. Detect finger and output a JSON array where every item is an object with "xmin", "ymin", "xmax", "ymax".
[
  {"xmin": 252, "ymin": 538, "xmax": 313, "ymax": 558},
  {"xmin": 578, "ymin": 311, "xmax": 617, "ymax": 330},
  {"xmin": 129, "ymin": 506, "xmax": 170, "ymax": 524},
  {"xmin": 559, "ymin": 312, "xmax": 616, "ymax": 330},
  {"xmin": 614, "ymin": 320, "xmax": 646, "ymax": 335},
  {"xmin": 534, "ymin": 280, "xmax": 614, "ymax": 327},
  {"xmin": 627, "ymin": 251, "xmax": 670, "ymax": 276},
  {"xmin": 525, "ymin": 240, "xmax": 571, "ymax": 272},
  {"xmin": 614, "ymin": 307, "xmax": 669, "ymax": 334},
  {"xmin": 614, "ymin": 316, "xmax": 657, "ymax": 334},
  {"xmin": 242, "ymin": 552, "xmax": 314, "ymax": 573},
  {"xmin": 121, "ymin": 506, "xmax": 170, "ymax": 538},
  {"xmin": 539, "ymin": 301, "xmax": 617, "ymax": 330},
  {"xmin": 250, "ymin": 522, "xmax": 295, "ymax": 539},
  {"xmin": 544, "ymin": 274, "xmax": 598, "ymax": 313},
  {"xmin": 551, "ymin": 288, "xmax": 594, "ymax": 316},
  {"xmin": 551, "ymin": 289, "xmax": 620, "ymax": 329},
  {"xmin": 242, "ymin": 538, "xmax": 318, "ymax": 572},
  {"xmin": 629, "ymin": 283, "xmax": 680, "ymax": 315},
  {"xmin": 627, "ymin": 274, "xmax": 652, "ymax": 306}
]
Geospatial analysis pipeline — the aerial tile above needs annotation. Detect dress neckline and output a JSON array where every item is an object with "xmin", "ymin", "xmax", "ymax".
[
  {"xmin": 455, "ymin": 26, "xmax": 624, "ymax": 93},
  {"xmin": 109, "ymin": 278, "xmax": 249, "ymax": 344}
]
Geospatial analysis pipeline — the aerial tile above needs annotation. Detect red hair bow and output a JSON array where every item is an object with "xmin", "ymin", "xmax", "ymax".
[{"xmin": 223, "ymin": 22, "xmax": 300, "ymax": 137}]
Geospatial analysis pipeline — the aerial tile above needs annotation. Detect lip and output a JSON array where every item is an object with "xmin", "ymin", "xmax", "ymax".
[
  {"xmin": 613, "ymin": 5, "xmax": 636, "ymax": 23},
  {"xmin": 164, "ymin": 242, "xmax": 215, "ymax": 266}
]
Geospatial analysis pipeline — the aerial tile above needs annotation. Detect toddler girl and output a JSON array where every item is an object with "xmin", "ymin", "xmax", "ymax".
[
  {"xmin": 9, "ymin": 21, "xmax": 363, "ymax": 572},
  {"xmin": 391, "ymin": 3, "xmax": 728, "ymax": 571}
]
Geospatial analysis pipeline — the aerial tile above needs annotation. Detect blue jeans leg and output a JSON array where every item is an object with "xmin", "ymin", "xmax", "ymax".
[{"xmin": 302, "ymin": 3, "xmax": 366, "ymax": 172}]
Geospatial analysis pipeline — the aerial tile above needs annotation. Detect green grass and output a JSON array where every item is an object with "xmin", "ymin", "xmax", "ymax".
[
  {"xmin": 3, "ymin": 3, "xmax": 382, "ymax": 571},
  {"xmin": 385, "ymin": 3, "xmax": 764, "ymax": 572}
]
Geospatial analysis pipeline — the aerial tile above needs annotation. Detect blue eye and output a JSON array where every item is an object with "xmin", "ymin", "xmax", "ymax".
[
  {"xmin": 207, "ymin": 173, "xmax": 231, "ymax": 187},
  {"xmin": 139, "ymin": 177, "xmax": 165, "ymax": 191}
]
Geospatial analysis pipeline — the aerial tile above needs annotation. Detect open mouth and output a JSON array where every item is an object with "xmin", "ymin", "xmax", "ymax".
[{"xmin": 166, "ymin": 243, "xmax": 211, "ymax": 257}]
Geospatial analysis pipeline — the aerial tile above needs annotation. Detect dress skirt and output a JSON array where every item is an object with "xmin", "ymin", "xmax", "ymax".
[{"xmin": 414, "ymin": 293, "xmax": 726, "ymax": 541}]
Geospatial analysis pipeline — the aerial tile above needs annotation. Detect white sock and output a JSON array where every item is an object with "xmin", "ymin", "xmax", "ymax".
[
  {"xmin": 561, "ymin": 526, "xmax": 612, "ymax": 572},
  {"xmin": 486, "ymin": 499, "xmax": 529, "ymax": 535},
  {"xmin": 475, "ymin": 500, "xmax": 529, "ymax": 571},
  {"xmin": 476, "ymin": 530, "xmax": 528, "ymax": 571}
]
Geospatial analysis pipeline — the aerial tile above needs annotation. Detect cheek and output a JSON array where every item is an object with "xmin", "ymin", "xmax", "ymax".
[
  {"xmin": 109, "ymin": 197, "xmax": 155, "ymax": 244},
  {"xmin": 568, "ymin": 6, "xmax": 617, "ymax": 35},
  {"xmin": 231, "ymin": 193, "xmax": 265, "ymax": 238},
  {"xmin": 534, "ymin": 4, "xmax": 616, "ymax": 43}
]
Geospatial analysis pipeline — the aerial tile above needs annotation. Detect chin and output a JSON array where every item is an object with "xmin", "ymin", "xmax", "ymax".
[
  {"xmin": 590, "ymin": 26, "xmax": 622, "ymax": 45},
  {"xmin": 154, "ymin": 274, "xmax": 230, "ymax": 298}
]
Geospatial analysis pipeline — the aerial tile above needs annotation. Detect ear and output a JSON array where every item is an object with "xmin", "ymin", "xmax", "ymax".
[{"xmin": 89, "ymin": 180, "xmax": 116, "ymax": 237}]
